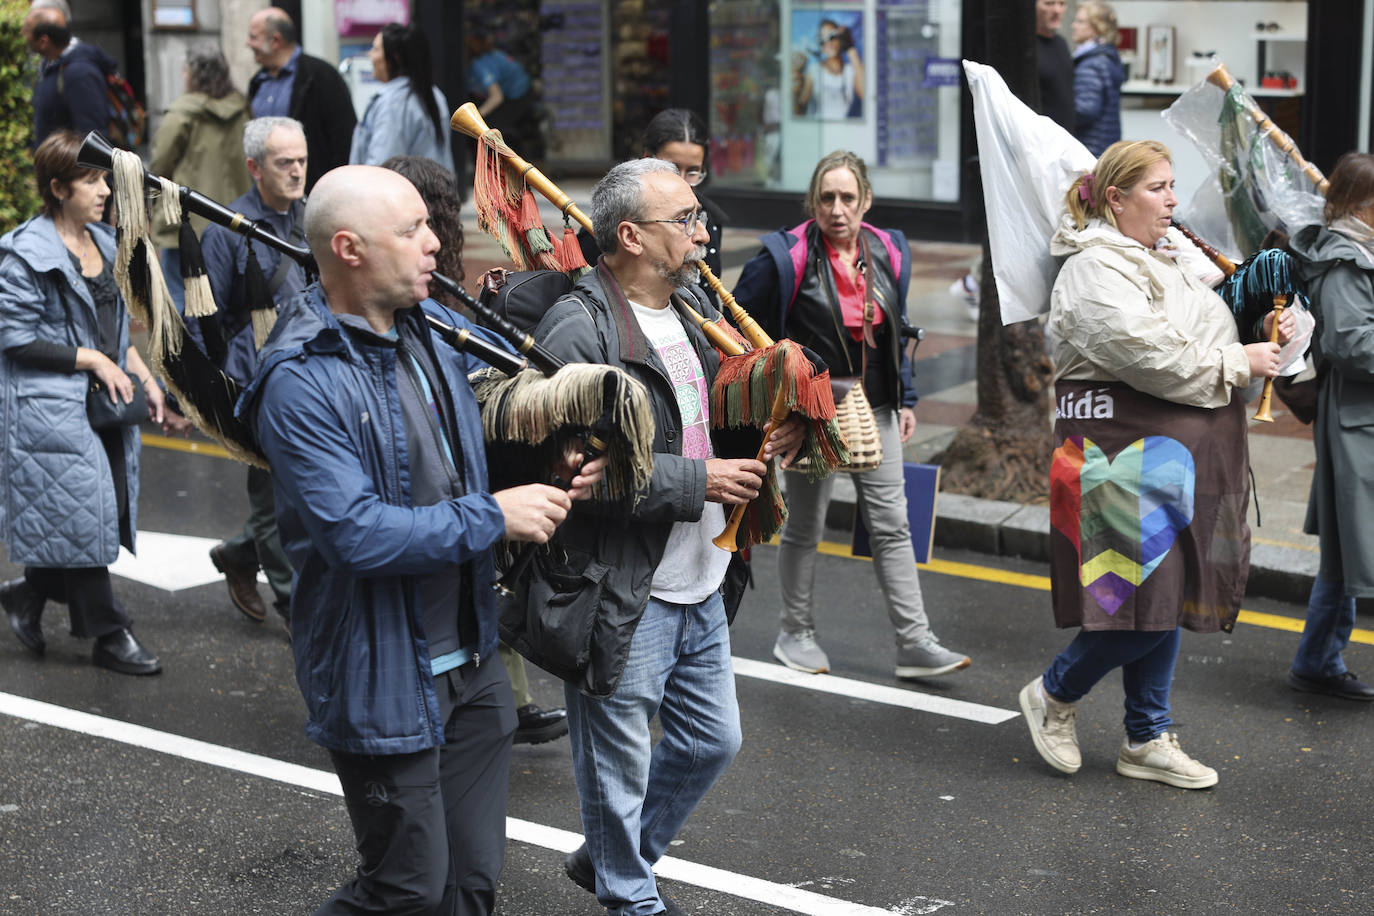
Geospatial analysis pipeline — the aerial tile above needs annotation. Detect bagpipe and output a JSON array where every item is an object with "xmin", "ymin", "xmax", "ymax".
[
  {"xmin": 76, "ymin": 132, "xmax": 658, "ymax": 571},
  {"xmin": 1172, "ymin": 218, "xmax": 1302, "ymax": 422},
  {"xmin": 449, "ymin": 102, "xmax": 849, "ymax": 552}
]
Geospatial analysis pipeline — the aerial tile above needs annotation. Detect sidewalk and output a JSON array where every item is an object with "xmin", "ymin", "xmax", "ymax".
[{"xmin": 456, "ymin": 179, "xmax": 1320, "ymax": 606}]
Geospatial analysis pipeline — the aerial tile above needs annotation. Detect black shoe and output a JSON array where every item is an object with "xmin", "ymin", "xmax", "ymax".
[
  {"xmin": 2, "ymin": 578, "xmax": 45, "ymax": 656},
  {"xmin": 209, "ymin": 543, "xmax": 267, "ymax": 622},
  {"xmin": 1288, "ymin": 669, "xmax": 1374, "ymax": 701},
  {"xmin": 563, "ymin": 843, "xmax": 595, "ymax": 894},
  {"xmin": 514, "ymin": 703, "xmax": 569, "ymax": 745},
  {"xmin": 93, "ymin": 629, "xmax": 162, "ymax": 676}
]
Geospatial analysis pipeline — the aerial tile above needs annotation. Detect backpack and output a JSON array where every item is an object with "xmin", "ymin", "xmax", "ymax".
[
  {"xmin": 58, "ymin": 59, "xmax": 147, "ymax": 150},
  {"xmin": 474, "ymin": 269, "xmax": 575, "ymax": 337}
]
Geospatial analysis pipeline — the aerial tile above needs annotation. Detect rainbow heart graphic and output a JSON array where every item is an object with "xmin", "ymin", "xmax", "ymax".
[{"xmin": 1050, "ymin": 436, "xmax": 1195, "ymax": 614}]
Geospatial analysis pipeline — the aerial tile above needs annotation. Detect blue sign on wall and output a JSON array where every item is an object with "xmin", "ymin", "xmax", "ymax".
[{"xmin": 922, "ymin": 57, "xmax": 962, "ymax": 88}]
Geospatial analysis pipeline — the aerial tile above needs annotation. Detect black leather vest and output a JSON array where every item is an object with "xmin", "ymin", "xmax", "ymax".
[{"xmin": 784, "ymin": 223, "xmax": 903, "ymax": 408}]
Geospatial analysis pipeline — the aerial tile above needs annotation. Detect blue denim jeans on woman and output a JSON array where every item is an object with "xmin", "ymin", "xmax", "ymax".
[
  {"xmin": 1042, "ymin": 627, "xmax": 1182, "ymax": 742},
  {"xmin": 1292, "ymin": 574, "xmax": 1357, "ymax": 678},
  {"xmin": 564, "ymin": 591, "xmax": 742, "ymax": 916}
]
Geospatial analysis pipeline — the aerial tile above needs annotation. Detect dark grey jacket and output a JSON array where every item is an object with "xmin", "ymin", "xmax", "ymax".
[
  {"xmin": 500, "ymin": 261, "xmax": 753, "ymax": 698},
  {"xmin": 1291, "ymin": 224, "xmax": 1374, "ymax": 594}
]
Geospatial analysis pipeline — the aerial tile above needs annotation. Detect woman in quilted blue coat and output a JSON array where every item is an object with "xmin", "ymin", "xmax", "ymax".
[
  {"xmin": 0, "ymin": 131, "xmax": 167, "ymax": 676},
  {"xmin": 1070, "ymin": 1, "xmax": 1125, "ymax": 157}
]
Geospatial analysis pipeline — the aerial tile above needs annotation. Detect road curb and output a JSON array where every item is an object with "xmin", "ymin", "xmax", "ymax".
[{"xmin": 822, "ymin": 483, "xmax": 1318, "ymax": 605}]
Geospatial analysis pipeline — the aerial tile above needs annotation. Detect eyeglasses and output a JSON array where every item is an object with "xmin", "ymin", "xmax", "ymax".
[
  {"xmin": 679, "ymin": 167, "xmax": 707, "ymax": 186},
  {"xmin": 632, "ymin": 209, "xmax": 707, "ymax": 237}
]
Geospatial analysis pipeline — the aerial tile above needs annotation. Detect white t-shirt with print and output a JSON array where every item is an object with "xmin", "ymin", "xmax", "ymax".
[{"xmin": 630, "ymin": 300, "xmax": 730, "ymax": 604}]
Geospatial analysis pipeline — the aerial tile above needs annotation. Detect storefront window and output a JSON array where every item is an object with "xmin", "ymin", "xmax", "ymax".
[{"xmin": 708, "ymin": 0, "xmax": 962, "ymax": 204}]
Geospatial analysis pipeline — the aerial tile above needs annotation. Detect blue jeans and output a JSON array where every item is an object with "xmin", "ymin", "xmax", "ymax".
[
  {"xmin": 1042, "ymin": 628, "xmax": 1181, "ymax": 742},
  {"xmin": 565, "ymin": 592, "xmax": 742, "ymax": 916},
  {"xmin": 1292, "ymin": 574, "xmax": 1356, "ymax": 678}
]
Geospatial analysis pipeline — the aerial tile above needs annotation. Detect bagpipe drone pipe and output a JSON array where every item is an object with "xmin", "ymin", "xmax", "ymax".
[{"xmin": 76, "ymin": 131, "xmax": 656, "ymax": 526}]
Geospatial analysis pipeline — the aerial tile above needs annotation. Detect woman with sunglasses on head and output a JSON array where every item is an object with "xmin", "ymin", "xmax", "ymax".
[
  {"xmin": 579, "ymin": 109, "xmax": 728, "ymax": 298},
  {"xmin": 732, "ymin": 149, "xmax": 970, "ymax": 683}
]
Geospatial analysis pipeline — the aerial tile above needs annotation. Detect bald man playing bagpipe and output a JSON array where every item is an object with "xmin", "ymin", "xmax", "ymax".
[{"xmin": 235, "ymin": 164, "xmax": 607, "ymax": 916}]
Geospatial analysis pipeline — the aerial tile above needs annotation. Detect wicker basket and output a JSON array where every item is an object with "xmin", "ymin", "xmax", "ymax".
[
  {"xmin": 830, "ymin": 382, "xmax": 883, "ymax": 472},
  {"xmin": 791, "ymin": 379, "xmax": 884, "ymax": 474}
]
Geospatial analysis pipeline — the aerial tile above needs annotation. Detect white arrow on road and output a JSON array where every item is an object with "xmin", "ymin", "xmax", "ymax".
[{"xmin": 109, "ymin": 530, "xmax": 264, "ymax": 592}]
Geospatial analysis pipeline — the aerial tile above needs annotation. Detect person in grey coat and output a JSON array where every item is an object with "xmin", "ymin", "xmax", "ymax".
[
  {"xmin": 0, "ymin": 131, "xmax": 169, "ymax": 675},
  {"xmin": 350, "ymin": 23, "xmax": 455, "ymax": 173},
  {"xmin": 1287, "ymin": 151, "xmax": 1374, "ymax": 701}
]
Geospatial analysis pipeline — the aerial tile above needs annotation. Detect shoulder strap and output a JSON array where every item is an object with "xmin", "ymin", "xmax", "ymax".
[{"xmin": 265, "ymin": 203, "xmax": 306, "ymax": 299}]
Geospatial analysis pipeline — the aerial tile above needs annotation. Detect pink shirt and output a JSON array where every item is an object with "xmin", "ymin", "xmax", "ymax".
[{"xmin": 822, "ymin": 236, "xmax": 885, "ymax": 340}]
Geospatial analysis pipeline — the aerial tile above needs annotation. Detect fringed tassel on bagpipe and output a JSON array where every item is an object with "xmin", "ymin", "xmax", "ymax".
[
  {"xmin": 469, "ymin": 363, "xmax": 656, "ymax": 504},
  {"xmin": 711, "ymin": 341, "xmax": 848, "ymax": 476},
  {"xmin": 472, "ymin": 128, "xmax": 563, "ymax": 272},
  {"xmin": 112, "ymin": 152, "xmax": 182, "ymax": 360},
  {"xmin": 107, "ymin": 149, "xmax": 265, "ymax": 467},
  {"xmin": 708, "ymin": 340, "xmax": 850, "ymax": 551},
  {"xmin": 241, "ymin": 243, "xmax": 278, "ymax": 351}
]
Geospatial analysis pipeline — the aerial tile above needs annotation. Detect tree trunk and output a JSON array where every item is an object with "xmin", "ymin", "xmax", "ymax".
[{"xmin": 935, "ymin": 0, "xmax": 1054, "ymax": 503}]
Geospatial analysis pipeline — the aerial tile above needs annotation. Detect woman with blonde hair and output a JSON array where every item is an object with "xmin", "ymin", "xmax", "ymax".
[
  {"xmin": 1069, "ymin": 1, "xmax": 1125, "ymax": 156},
  {"xmin": 1018, "ymin": 140, "xmax": 1292, "ymax": 788},
  {"xmin": 734, "ymin": 150, "xmax": 969, "ymax": 680}
]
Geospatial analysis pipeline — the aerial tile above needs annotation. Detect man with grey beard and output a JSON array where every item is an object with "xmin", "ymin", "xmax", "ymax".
[{"xmin": 508, "ymin": 158, "xmax": 804, "ymax": 916}]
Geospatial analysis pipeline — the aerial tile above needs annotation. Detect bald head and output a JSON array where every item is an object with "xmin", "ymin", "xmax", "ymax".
[
  {"xmin": 307, "ymin": 166, "xmax": 440, "ymax": 328},
  {"xmin": 23, "ymin": 6, "xmax": 68, "ymax": 58},
  {"xmin": 248, "ymin": 7, "xmax": 297, "ymax": 71}
]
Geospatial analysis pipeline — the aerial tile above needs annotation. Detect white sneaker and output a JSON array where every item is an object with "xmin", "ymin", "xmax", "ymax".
[
  {"xmin": 1115, "ymin": 732, "xmax": 1218, "ymax": 789},
  {"xmin": 1018, "ymin": 676, "xmax": 1081, "ymax": 774},
  {"xmin": 773, "ymin": 629, "xmax": 829, "ymax": 674},
  {"xmin": 895, "ymin": 639, "xmax": 971, "ymax": 678}
]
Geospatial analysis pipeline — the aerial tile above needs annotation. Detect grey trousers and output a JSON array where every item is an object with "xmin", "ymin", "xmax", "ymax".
[{"xmin": 777, "ymin": 404, "xmax": 932, "ymax": 648}]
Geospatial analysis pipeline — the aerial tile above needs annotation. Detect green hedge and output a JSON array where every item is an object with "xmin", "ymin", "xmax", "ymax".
[{"xmin": 0, "ymin": 0, "xmax": 39, "ymax": 232}]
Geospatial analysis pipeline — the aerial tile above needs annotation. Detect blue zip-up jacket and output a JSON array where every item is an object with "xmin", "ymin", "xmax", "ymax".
[
  {"xmin": 237, "ymin": 284, "xmax": 509, "ymax": 754},
  {"xmin": 1073, "ymin": 42, "xmax": 1125, "ymax": 157},
  {"xmin": 201, "ymin": 185, "xmax": 308, "ymax": 386}
]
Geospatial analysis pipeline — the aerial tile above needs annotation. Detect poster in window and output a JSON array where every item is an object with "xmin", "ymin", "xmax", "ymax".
[
  {"xmin": 1146, "ymin": 24, "xmax": 1175, "ymax": 83},
  {"xmin": 791, "ymin": 8, "xmax": 864, "ymax": 121}
]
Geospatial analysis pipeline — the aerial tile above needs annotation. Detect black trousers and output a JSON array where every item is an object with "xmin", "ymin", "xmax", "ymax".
[
  {"xmin": 219, "ymin": 465, "xmax": 294, "ymax": 618},
  {"xmin": 316, "ymin": 658, "xmax": 516, "ymax": 916},
  {"xmin": 24, "ymin": 566, "xmax": 130, "ymax": 639}
]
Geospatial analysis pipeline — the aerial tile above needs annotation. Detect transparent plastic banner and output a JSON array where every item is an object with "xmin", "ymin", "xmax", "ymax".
[{"xmin": 1164, "ymin": 66, "xmax": 1325, "ymax": 261}]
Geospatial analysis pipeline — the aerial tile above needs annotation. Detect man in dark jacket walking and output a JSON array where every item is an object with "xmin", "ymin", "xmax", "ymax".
[
  {"xmin": 22, "ymin": 6, "xmax": 115, "ymax": 146},
  {"xmin": 238, "ymin": 165, "xmax": 604, "ymax": 915},
  {"xmin": 202, "ymin": 117, "xmax": 309, "ymax": 629},
  {"xmin": 245, "ymin": 7, "xmax": 355, "ymax": 193},
  {"xmin": 526, "ymin": 159, "xmax": 804, "ymax": 916}
]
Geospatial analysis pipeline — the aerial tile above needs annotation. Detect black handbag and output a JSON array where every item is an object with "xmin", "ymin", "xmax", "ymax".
[{"xmin": 86, "ymin": 376, "xmax": 146, "ymax": 429}]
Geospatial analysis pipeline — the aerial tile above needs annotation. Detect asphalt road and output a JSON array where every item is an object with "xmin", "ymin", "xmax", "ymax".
[{"xmin": 2, "ymin": 434, "xmax": 1372, "ymax": 916}]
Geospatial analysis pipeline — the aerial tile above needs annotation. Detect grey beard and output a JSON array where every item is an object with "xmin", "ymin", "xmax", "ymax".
[{"xmin": 655, "ymin": 247, "xmax": 706, "ymax": 287}]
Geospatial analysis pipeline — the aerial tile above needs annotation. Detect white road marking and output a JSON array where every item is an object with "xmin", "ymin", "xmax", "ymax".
[
  {"xmin": 1, "ymin": 691, "xmax": 936, "ymax": 915},
  {"xmin": 109, "ymin": 530, "xmax": 267, "ymax": 591},
  {"xmin": 732, "ymin": 657, "xmax": 1017, "ymax": 725}
]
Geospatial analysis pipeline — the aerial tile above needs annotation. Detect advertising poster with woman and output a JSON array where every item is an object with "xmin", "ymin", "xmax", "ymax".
[{"xmin": 791, "ymin": 7, "xmax": 865, "ymax": 120}]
